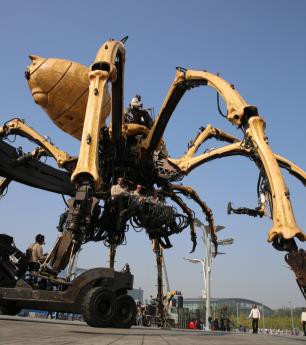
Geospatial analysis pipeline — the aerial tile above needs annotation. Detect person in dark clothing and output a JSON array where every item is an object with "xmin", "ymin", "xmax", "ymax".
[{"xmin": 124, "ymin": 95, "xmax": 154, "ymax": 129}]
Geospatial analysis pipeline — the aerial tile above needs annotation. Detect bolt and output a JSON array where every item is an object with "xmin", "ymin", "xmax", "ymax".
[{"xmin": 86, "ymin": 134, "xmax": 92, "ymax": 145}]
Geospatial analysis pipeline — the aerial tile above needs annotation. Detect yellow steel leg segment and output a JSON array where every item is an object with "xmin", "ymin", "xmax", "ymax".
[
  {"xmin": 274, "ymin": 154, "xmax": 306, "ymax": 186},
  {"xmin": 170, "ymin": 140, "xmax": 305, "ymax": 187},
  {"xmin": 246, "ymin": 116, "xmax": 305, "ymax": 242},
  {"xmin": 185, "ymin": 124, "xmax": 214, "ymax": 158},
  {"xmin": 0, "ymin": 118, "xmax": 72, "ymax": 168},
  {"xmin": 140, "ymin": 69, "xmax": 251, "ymax": 152},
  {"xmin": 169, "ymin": 142, "xmax": 249, "ymax": 173},
  {"xmin": 71, "ymin": 40, "xmax": 125, "ymax": 188},
  {"xmin": 71, "ymin": 71, "xmax": 110, "ymax": 187}
]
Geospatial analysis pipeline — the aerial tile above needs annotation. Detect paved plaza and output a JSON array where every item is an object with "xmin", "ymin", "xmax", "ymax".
[{"xmin": 0, "ymin": 316, "xmax": 305, "ymax": 345}]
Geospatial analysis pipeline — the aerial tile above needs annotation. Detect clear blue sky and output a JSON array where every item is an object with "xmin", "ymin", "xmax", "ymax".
[{"xmin": 0, "ymin": 1, "xmax": 305, "ymax": 309}]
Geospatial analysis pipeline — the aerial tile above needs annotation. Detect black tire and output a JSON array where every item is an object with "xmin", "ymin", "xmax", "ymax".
[
  {"xmin": 112, "ymin": 294, "xmax": 136, "ymax": 329},
  {"xmin": 82, "ymin": 287, "xmax": 116, "ymax": 327},
  {"xmin": 0, "ymin": 302, "xmax": 21, "ymax": 316},
  {"xmin": 143, "ymin": 316, "xmax": 151, "ymax": 327}
]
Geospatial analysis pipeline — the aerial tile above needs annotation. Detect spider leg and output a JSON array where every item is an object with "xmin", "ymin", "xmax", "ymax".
[
  {"xmin": 140, "ymin": 69, "xmax": 250, "ymax": 152},
  {"xmin": 168, "ymin": 183, "xmax": 218, "ymax": 255},
  {"xmin": 71, "ymin": 39, "xmax": 125, "ymax": 188},
  {"xmin": 0, "ymin": 121, "xmax": 74, "ymax": 194},
  {"xmin": 152, "ymin": 239, "xmax": 165, "ymax": 320},
  {"xmin": 169, "ymin": 140, "xmax": 306, "ymax": 245},
  {"xmin": 184, "ymin": 124, "xmax": 240, "ymax": 159},
  {"xmin": 141, "ymin": 68, "xmax": 304, "ymax": 244},
  {"xmin": 108, "ymin": 244, "xmax": 117, "ymax": 269},
  {"xmin": 0, "ymin": 118, "xmax": 73, "ymax": 168},
  {"xmin": 163, "ymin": 189, "xmax": 197, "ymax": 253},
  {"xmin": 170, "ymin": 139, "xmax": 306, "ymax": 187},
  {"xmin": 53, "ymin": 39, "xmax": 127, "ymax": 272},
  {"xmin": 168, "ymin": 122, "xmax": 305, "ymax": 235},
  {"xmin": 274, "ymin": 154, "xmax": 306, "ymax": 186},
  {"xmin": 169, "ymin": 142, "xmax": 249, "ymax": 173},
  {"xmin": 244, "ymin": 116, "xmax": 305, "ymax": 243}
]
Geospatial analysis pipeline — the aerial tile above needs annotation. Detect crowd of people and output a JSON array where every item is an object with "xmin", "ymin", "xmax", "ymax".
[
  {"xmin": 111, "ymin": 177, "xmax": 161, "ymax": 205},
  {"xmin": 110, "ymin": 177, "xmax": 162, "ymax": 231}
]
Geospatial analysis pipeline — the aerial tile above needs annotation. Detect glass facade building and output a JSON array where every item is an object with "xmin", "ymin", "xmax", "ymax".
[{"xmin": 183, "ymin": 297, "xmax": 273, "ymax": 315}]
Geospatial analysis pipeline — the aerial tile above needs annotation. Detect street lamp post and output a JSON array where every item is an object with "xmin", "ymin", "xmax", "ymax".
[
  {"xmin": 185, "ymin": 219, "xmax": 234, "ymax": 331},
  {"xmin": 203, "ymin": 224, "xmax": 233, "ymax": 330},
  {"xmin": 261, "ymin": 302, "xmax": 265, "ymax": 330},
  {"xmin": 289, "ymin": 301, "xmax": 294, "ymax": 333},
  {"xmin": 184, "ymin": 257, "xmax": 208, "ymax": 329},
  {"xmin": 203, "ymin": 225, "xmax": 211, "ymax": 330},
  {"xmin": 236, "ymin": 303, "xmax": 239, "ymax": 329}
]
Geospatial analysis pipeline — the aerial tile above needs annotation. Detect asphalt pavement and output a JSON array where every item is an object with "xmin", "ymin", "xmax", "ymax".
[{"xmin": 0, "ymin": 316, "xmax": 305, "ymax": 345}]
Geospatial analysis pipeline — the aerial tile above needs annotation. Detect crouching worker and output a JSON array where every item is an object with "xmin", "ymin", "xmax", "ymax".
[{"xmin": 26, "ymin": 234, "xmax": 47, "ymax": 271}]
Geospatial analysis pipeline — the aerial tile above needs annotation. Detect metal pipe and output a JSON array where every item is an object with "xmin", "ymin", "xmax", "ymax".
[
  {"xmin": 289, "ymin": 301, "xmax": 294, "ymax": 333},
  {"xmin": 203, "ymin": 227, "xmax": 211, "ymax": 331}
]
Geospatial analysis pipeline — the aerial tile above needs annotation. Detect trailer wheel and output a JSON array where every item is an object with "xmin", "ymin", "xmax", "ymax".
[
  {"xmin": 143, "ymin": 315, "xmax": 152, "ymax": 327},
  {"xmin": 0, "ymin": 302, "xmax": 21, "ymax": 316},
  {"xmin": 82, "ymin": 287, "xmax": 116, "ymax": 327},
  {"xmin": 112, "ymin": 294, "xmax": 136, "ymax": 328}
]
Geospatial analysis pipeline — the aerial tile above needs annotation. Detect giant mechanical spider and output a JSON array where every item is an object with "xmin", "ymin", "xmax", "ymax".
[{"xmin": 0, "ymin": 37, "xmax": 305, "ymax": 299}]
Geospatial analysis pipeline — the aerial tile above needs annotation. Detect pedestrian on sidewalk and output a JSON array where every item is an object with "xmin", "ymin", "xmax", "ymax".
[
  {"xmin": 301, "ymin": 307, "xmax": 306, "ymax": 336},
  {"xmin": 248, "ymin": 304, "xmax": 260, "ymax": 334}
]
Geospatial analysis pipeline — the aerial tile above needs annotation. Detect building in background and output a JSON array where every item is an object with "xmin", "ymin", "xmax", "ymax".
[{"xmin": 183, "ymin": 297, "xmax": 273, "ymax": 316}]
